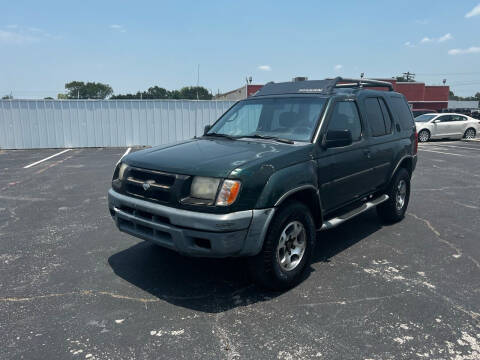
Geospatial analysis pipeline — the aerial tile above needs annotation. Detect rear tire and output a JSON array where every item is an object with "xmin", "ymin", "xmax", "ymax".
[
  {"xmin": 464, "ymin": 128, "xmax": 476, "ymax": 140},
  {"xmin": 377, "ymin": 168, "xmax": 410, "ymax": 223},
  {"xmin": 418, "ymin": 129, "xmax": 430, "ymax": 142},
  {"xmin": 247, "ymin": 201, "xmax": 315, "ymax": 291}
]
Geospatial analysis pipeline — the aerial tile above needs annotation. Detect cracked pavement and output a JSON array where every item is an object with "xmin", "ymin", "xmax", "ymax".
[{"xmin": 0, "ymin": 141, "xmax": 479, "ymax": 359}]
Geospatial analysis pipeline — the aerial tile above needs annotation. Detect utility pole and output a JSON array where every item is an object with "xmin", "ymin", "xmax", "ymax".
[
  {"xmin": 196, "ymin": 64, "xmax": 200, "ymax": 100},
  {"xmin": 402, "ymin": 72, "xmax": 415, "ymax": 82}
]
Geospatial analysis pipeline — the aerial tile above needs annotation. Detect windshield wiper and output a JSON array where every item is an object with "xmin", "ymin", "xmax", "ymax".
[
  {"xmin": 240, "ymin": 134, "xmax": 294, "ymax": 144},
  {"xmin": 204, "ymin": 132, "xmax": 237, "ymax": 140}
]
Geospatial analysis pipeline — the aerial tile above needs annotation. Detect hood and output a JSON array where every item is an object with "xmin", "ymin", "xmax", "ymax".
[{"xmin": 123, "ymin": 138, "xmax": 310, "ymax": 178}]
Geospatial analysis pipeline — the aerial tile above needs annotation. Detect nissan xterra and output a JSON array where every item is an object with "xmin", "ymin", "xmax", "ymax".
[{"xmin": 108, "ymin": 77, "xmax": 417, "ymax": 290}]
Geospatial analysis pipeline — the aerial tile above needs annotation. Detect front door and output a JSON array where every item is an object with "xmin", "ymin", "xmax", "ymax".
[
  {"xmin": 432, "ymin": 115, "xmax": 454, "ymax": 137},
  {"xmin": 317, "ymin": 100, "xmax": 374, "ymax": 211}
]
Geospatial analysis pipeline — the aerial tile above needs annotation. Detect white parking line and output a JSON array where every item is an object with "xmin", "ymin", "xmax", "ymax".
[
  {"xmin": 23, "ymin": 149, "xmax": 72, "ymax": 169},
  {"xmin": 426, "ymin": 144, "xmax": 480, "ymax": 151},
  {"xmin": 418, "ymin": 148, "xmax": 470, "ymax": 157}
]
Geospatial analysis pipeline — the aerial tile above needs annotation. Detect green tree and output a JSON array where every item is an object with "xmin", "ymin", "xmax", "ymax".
[
  {"xmin": 111, "ymin": 85, "xmax": 213, "ymax": 100},
  {"xmin": 57, "ymin": 93, "xmax": 68, "ymax": 99},
  {"xmin": 178, "ymin": 86, "xmax": 213, "ymax": 100},
  {"xmin": 2, "ymin": 94, "xmax": 13, "ymax": 99},
  {"xmin": 475, "ymin": 92, "xmax": 480, "ymax": 101},
  {"xmin": 65, "ymin": 81, "xmax": 113, "ymax": 99}
]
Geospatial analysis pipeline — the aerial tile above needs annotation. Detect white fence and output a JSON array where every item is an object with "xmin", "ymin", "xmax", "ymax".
[{"xmin": 0, "ymin": 100, "xmax": 235, "ymax": 149}]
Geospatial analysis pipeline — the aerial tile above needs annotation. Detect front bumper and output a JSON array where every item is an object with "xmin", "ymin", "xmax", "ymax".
[{"xmin": 108, "ymin": 189, "xmax": 275, "ymax": 257}]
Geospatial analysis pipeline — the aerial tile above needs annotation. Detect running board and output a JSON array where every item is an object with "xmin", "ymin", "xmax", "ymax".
[{"xmin": 320, "ymin": 194, "xmax": 389, "ymax": 231}]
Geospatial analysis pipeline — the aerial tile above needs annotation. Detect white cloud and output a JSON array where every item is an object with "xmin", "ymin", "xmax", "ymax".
[
  {"xmin": 415, "ymin": 19, "xmax": 429, "ymax": 25},
  {"xmin": 404, "ymin": 41, "xmax": 414, "ymax": 47},
  {"xmin": 258, "ymin": 65, "xmax": 271, "ymax": 71},
  {"xmin": 109, "ymin": 24, "xmax": 126, "ymax": 33},
  {"xmin": 418, "ymin": 33, "xmax": 452, "ymax": 44},
  {"xmin": 0, "ymin": 30, "xmax": 37, "ymax": 44},
  {"xmin": 0, "ymin": 26, "xmax": 62, "ymax": 43},
  {"xmin": 448, "ymin": 46, "xmax": 480, "ymax": 55},
  {"xmin": 438, "ymin": 33, "xmax": 453, "ymax": 42},
  {"xmin": 465, "ymin": 3, "xmax": 480, "ymax": 18},
  {"xmin": 334, "ymin": 64, "xmax": 343, "ymax": 71}
]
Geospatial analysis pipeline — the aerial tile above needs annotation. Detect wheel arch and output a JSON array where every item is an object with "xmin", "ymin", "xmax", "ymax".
[
  {"xmin": 390, "ymin": 155, "xmax": 413, "ymax": 180},
  {"xmin": 274, "ymin": 185, "xmax": 323, "ymax": 230}
]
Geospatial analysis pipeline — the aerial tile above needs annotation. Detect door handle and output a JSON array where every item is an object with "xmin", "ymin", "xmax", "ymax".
[{"xmin": 363, "ymin": 149, "xmax": 371, "ymax": 158}]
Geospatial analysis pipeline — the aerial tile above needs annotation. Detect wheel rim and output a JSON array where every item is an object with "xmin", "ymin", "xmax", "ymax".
[
  {"xmin": 465, "ymin": 129, "xmax": 475, "ymax": 139},
  {"xmin": 395, "ymin": 180, "xmax": 407, "ymax": 211},
  {"xmin": 419, "ymin": 131, "xmax": 429, "ymax": 142},
  {"xmin": 276, "ymin": 221, "xmax": 307, "ymax": 272}
]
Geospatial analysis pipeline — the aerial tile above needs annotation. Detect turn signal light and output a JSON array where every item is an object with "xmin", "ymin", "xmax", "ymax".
[{"xmin": 216, "ymin": 180, "xmax": 241, "ymax": 206}]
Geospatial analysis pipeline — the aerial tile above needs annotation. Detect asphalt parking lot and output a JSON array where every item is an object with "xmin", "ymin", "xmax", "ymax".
[{"xmin": 1, "ymin": 140, "xmax": 479, "ymax": 360}]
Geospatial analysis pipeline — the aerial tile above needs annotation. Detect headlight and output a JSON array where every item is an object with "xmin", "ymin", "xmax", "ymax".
[
  {"xmin": 216, "ymin": 179, "xmax": 241, "ymax": 206},
  {"xmin": 113, "ymin": 163, "xmax": 128, "ymax": 189},
  {"xmin": 118, "ymin": 163, "xmax": 128, "ymax": 180},
  {"xmin": 190, "ymin": 177, "xmax": 221, "ymax": 200}
]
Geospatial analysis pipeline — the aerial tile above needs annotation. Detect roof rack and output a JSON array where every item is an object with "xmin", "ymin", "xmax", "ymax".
[
  {"xmin": 253, "ymin": 77, "xmax": 394, "ymax": 97},
  {"xmin": 332, "ymin": 77, "xmax": 394, "ymax": 91}
]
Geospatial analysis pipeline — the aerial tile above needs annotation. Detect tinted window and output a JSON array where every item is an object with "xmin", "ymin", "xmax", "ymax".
[
  {"xmin": 327, "ymin": 101, "xmax": 362, "ymax": 141},
  {"xmin": 378, "ymin": 98, "xmax": 393, "ymax": 133},
  {"xmin": 437, "ymin": 115, "xmax": 452, "ymax": 122},
  {"xmin": 365, "ymin": 98, "xmax": 387, "ymax": 136},
  {"xmin": 415, "ymin": 114, "xmax": 436, "ymax": 122},
  {"xmin": 451, "ymin": 115, "xmax": 467, "ymax": 122},
  {"xmin": 390, "ymin": 97, "xmax": 414, "ymax": 130}
]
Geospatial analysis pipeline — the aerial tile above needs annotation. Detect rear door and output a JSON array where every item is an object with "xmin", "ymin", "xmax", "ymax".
[
  {"xmin": 450, "ymin": 114, "xmax": 468, "ymax": 136},
  {"xmin": 363, "ymin": 97, "xmax": 396, "ymax": 189},
  {"xmin": 317, "ymin": 99, "xmax": 374, "ymax": 211}
]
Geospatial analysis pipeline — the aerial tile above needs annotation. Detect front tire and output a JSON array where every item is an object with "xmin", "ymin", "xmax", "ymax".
[
  {"xmin": 464, "ymin": 128, "xmax": 476, "ymax": 140},
  {"xmin": 377, "ymin": 168, "xmax": 411, "ymax": 223},
  {"xmin": 247, "ymin": 201, "xmax": 315, "ymax": 290},
  {"xmin": 418, "ymin": 129, "xmax": 430, "ymax": 142}
]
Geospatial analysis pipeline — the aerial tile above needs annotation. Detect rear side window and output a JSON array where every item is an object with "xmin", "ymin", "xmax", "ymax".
[
  {"xmin": 365, "ymin": 98, "xmax": 392, "ymax": 137},
  {"xmin": 390, "ymin": 97, "xmax": 414, "ymax": 130},
  {"xmin": 378, "ymin": 98, "xmax": 393, "ymax": 133}
]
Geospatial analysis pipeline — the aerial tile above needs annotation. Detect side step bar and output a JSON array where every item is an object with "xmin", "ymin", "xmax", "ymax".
[{"xmin": 320, "ymin": 194, "xmax": 389, "ymax": 231}]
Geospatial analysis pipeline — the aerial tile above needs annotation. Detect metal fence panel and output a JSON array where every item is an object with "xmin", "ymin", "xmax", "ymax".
[{"xmin": 0, "ymin": 99, "xmax": 235, "ymax": 149}]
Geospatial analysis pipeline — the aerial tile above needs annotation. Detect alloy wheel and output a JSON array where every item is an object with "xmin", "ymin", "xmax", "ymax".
[
  {"xmin": 276, "ymin": 221, "xmax": 307, "ymax": 271},
  {"xmin": 395, "ymin": 180, "xmax": 407, "ymax": 211}
]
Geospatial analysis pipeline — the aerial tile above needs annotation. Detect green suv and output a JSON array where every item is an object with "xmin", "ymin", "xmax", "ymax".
[{"xmin": 108, "ymin": 77, "xmax": 417, "ymax": 290}]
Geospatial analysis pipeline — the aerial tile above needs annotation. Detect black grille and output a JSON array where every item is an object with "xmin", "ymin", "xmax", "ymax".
[{"xmin": 124, "ymin": 167, "xmax": 176, "ymax": 204}]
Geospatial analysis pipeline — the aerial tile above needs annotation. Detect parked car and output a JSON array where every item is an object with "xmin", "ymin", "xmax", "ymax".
[
  {"xmin": 415, "ymin": 113, "xmax": 480, "ymax": 142},
  {"xmin": 108, "ymin": 77, "xmax": 417, "ymax": 290},
  {"xmin": 412, "ymin": 109, "xmax": 437, "ymax": 117}
]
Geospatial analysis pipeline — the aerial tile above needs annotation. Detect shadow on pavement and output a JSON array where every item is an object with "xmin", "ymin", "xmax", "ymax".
[{"xmin": 108, "ymin": 209, "xmax": 383, "ymax": 313}]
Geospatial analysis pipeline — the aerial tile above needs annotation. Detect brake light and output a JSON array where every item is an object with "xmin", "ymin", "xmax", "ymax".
[{"xmin": 414, "ymin": 130, "xmax": 418, "ymax": 154}]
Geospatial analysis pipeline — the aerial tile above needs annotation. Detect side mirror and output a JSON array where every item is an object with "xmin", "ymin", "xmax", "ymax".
[
  {"xmin": 204, "ymin": 124, "xmax": 211, "ymax": 135},
  {"xmin": 432, "ymin": 119, "xmax": 440, "ymax": 123},
  {"xmin": 323, "ymin": 130, "xmax": 353, "ymax": 148}
]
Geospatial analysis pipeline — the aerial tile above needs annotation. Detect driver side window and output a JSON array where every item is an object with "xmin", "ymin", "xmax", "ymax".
[{"xmin": 327, "ymin": 101, "xmax": 362, "ymax": 141}]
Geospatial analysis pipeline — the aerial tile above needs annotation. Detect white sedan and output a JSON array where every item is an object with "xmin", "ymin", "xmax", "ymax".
[{"xmin": 415, "ymin": 113, "xmax": 480, "ymax": 142}]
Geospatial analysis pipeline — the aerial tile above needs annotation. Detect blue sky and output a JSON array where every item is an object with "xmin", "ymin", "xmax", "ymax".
[{"xmin": 1, "ymin": 0, "xmax": 480, "ymax": 98}]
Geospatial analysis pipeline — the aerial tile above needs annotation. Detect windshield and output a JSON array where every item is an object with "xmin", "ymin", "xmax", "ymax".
[
  {"xmin": 207, "ymin": 97, "xmax": 328, "ymax": 142},
  {"xmin": 415, "ymin": 114, "xmax": 437, "ymax": 122}
]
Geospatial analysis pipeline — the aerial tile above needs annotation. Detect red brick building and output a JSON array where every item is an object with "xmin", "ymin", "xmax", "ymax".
[
  {"xmin": 376, "ymin": 79, "xmax": 449, "ymax": 111},
  {"xmin": 216, "ymin": 79, "xmax": 449, "ymax": 111}
]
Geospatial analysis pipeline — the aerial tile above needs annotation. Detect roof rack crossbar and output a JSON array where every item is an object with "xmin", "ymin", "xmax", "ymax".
[{"xmin": 330, "ymin": 77, "xmax": 394, "ymax": 92}]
